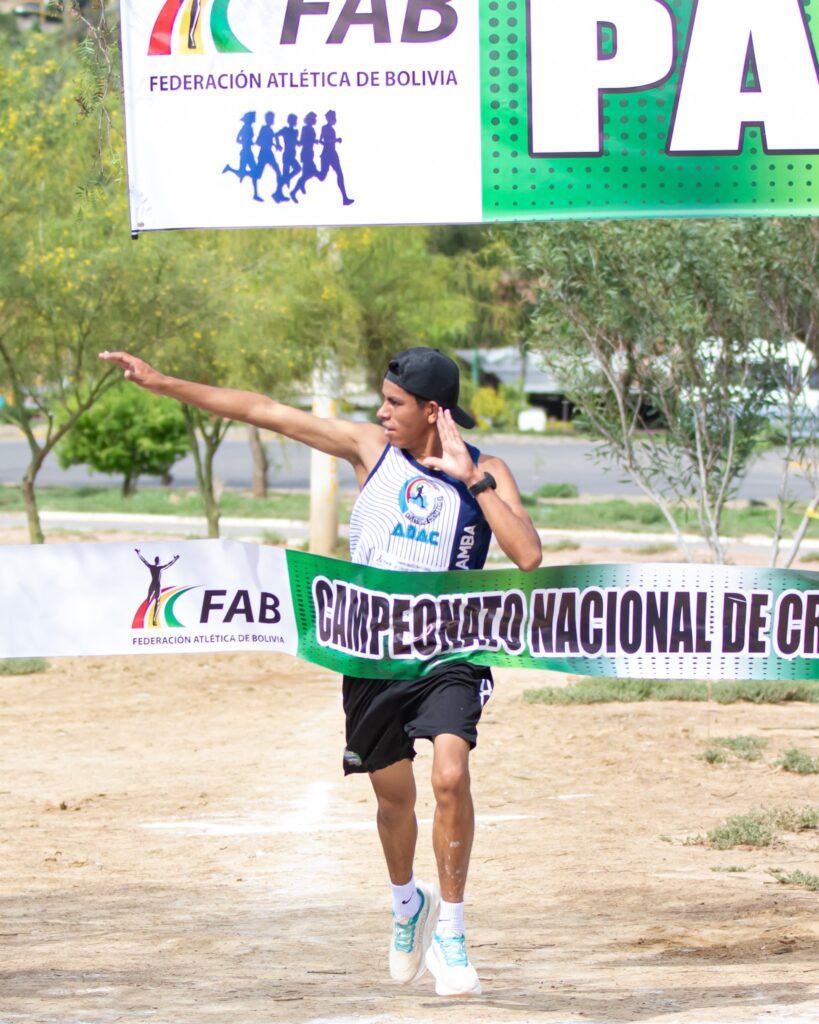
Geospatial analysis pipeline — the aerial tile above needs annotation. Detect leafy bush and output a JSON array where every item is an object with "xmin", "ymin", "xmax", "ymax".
[
  {"xmin": 470, "ymin": 386, "xmax": 508, "ymax": 429},
  {"xmin": 468, "ymin": 383, "xmax": 527, "ymax": 432},
  {"xmin": 534, "ymin": 482, "xmax": 579, "ymax": 499},
  {"xmin": 58, "ymin": 386, "xmax": 189, "ymax": 496},
  {"xmin": 704, "ymin": 815, "xmax": 776, "ymax": 849}
]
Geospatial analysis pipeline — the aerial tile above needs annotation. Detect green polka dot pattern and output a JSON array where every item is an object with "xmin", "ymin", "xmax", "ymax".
[{"xmin": 480, "ymin": 0, "xmax": 819, "ymax": 220}]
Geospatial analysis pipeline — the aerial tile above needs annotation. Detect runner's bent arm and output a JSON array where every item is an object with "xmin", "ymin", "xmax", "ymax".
[
  {"xmin": 100, "ymin": 350, "xmax": 384, "ymax": 476},
  {"xmin": 467, "ymin": 457, "xmax": 542, "ymax": 572},
  {"xmin": 423, "ymin": 410, "xmax": 542, "ymax": 572}
]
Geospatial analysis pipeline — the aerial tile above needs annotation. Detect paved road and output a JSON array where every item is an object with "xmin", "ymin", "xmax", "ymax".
[{"xmin": 0, "ymin": 430, "xmax": 810, "ymax": 500}]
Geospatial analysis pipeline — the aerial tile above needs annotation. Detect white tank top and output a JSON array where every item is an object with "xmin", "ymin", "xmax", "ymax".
[{"xmin": 349, "ymin": 444, "xmax": 491, "ymax": 572}]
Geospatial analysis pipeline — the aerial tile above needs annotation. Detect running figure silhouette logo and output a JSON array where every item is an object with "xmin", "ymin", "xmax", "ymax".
[
  {"xmin": 316, "ymin": 110, "xmax": 354, "ymax": 206},
  {"xmin": 408, "ymin": 483, "xmax": 428, "ymax": 511},
  {"xmin": 224, "ymin": 108, "xmax": 354, "ymax": 207},
  {"xmin": 135, "ymin": 548, "xmax": 181, "ymax": 627}
]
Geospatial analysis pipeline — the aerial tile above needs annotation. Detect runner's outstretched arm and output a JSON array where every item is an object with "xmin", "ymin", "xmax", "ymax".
[{"xmin": 99, "ymin": 350, "xmax": 383, "ymax": 475}]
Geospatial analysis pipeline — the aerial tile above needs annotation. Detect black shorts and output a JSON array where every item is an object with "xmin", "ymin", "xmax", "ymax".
[{"xmin": 341, "ymin": 661, "xmax": 494, "ymax": 775}]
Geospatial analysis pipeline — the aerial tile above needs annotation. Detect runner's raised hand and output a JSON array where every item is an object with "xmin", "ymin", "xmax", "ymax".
[
  {"xmin": 422, "ymin": 408, "xmax": 479, "ymax": 486},
  {"xmin": 99, "ymin": 351, "xmax": 164, "ymax": 392}
]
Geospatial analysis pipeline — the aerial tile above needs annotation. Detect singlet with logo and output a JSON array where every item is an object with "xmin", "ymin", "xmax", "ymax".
[{"xmin": 349, "ymin": 444, "xmax": 492, "ymax": 572}]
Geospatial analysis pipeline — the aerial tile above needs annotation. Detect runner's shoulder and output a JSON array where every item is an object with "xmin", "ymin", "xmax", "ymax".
[
  {"xmin": 474, "ymin": 452, "xmax": 523, "ymax": 492},
  {"xmin": 350, "ymin": 420, "xmax": 386, "ymax": 469},
  {"xmin": 475, "ymin": 450, "xmax": 508, "ymax": 473}
]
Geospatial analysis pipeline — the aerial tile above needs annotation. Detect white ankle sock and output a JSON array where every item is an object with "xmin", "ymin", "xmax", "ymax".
[
  {"xmin": 391, "ymin": 876, "xmax": 420, "ymax": 919},
  {"xmin": 436, "ymin": 899, "xmax": 465, "ymax": 936}
]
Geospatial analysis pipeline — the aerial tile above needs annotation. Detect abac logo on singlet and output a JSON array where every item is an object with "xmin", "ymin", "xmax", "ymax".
[{"xmin": 393, "ymin": 476, "xmax": 443, "ymax": 547}]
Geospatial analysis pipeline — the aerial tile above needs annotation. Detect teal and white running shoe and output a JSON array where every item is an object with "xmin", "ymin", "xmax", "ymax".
[
  {"xmin": 389, "ymin": 881, "xmax": 439, "ymax": 984},
  {"xmin": 425, "ymin": 929, "xmax": 482, "ymax": 996}
]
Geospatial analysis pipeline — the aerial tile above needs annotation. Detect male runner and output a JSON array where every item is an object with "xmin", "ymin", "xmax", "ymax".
[{"xmin": 100, "ymin": 346, "xmax": 542, "ymax": 996}]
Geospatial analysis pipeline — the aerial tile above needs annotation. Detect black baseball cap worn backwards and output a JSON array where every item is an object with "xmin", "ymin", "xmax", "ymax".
[{"xmin": 384, "ymin": 347, "xmax": 475, "ymax": 429}]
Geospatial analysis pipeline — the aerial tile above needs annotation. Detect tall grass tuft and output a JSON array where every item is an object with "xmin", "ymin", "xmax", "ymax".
[
  {"xmin": 524, "ymin": 678, "xmax": 819, "ymax": 705},
  {"xmin": 0, "ymin": 658, "xmax": 48, "ymax": 676},
  {"xmin": 701, "ymin": 736, "xmax": 768, "ymax": 764},
  {"xmin": 688, "ymin": 805, "xmax": 819, "ymax": 849},
  {"xmin": 769, "ymin": 869, "xmax": 819, "ymax": 891},
  {"xmin": 777, "ymin": 748, "xmax": 819, "ymax": 774}
]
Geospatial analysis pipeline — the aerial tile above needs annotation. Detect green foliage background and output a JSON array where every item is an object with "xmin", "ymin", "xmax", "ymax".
[{"xmin": 0, "ymin": 20, "xmax": 510, "ymax": 540}]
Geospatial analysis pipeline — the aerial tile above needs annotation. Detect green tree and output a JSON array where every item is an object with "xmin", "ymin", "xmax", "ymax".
[
  {"xmin": 0, "ymin": 33, "xmax": 230, "ymax": 541},
  {"xmin": 56, "ymin": 385, "xmax": 189, "ymax": 495},
  {"xmin": 148, "ymin": 228, "xmax": 345, "ymax": 535},
  {"xmin": 429, "ymin": 224, "xmax": 535, "ymax": 358},
  {"xmin": 511, "ymin": 219, "xmax": 779, "ymax": 563},
  {"xmin": 333, "ymin": 227, "xmax": 475, "ymax": 390},
  {"xmin": 0, "ymin": 30, "xmax": 508, "ymax": 543},
  {"xmin": 0, "ymin": 33, "xmax": 123, "ymax": 542},
  {"xmin": 732, "ymin": 219, "xmax": 819, "ymax": 567},
  {"xmin": 221, "ymin": 228, "xmax": 358, "ymax": 501}
]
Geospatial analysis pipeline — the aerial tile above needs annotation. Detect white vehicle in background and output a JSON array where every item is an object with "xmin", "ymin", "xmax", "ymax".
[
  {"xmin": 748, "ymin": 339, "xmax": 819, "ymax": 440},
  {"xmin": 457, "ymin": 340, "xmax": 819, "ymax": 437},
  {"xmin": 670, "ymin": 337, "xmax": 819, "ymax": 439}
]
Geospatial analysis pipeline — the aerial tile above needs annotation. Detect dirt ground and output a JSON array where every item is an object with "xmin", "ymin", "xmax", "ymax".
[{"xmin": 2, "ymin": 528, "xmax": 819, "ymax": 1024}]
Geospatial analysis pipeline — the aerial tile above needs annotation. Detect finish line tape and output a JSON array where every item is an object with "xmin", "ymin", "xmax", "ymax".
[{"xmin": 3, "ymin": 539, "xmax": 819, "ymax": 680}]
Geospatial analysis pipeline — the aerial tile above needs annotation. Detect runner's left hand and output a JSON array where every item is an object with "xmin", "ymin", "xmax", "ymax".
[{"xmin": 422, "ymin": 409, "xmax": 479, "ymax": 486}]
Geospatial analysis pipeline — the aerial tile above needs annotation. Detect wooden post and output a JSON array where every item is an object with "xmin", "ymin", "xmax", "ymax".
[{"xmin": 309, "ymin": 362, "xmax": 340, "ymax": 556}]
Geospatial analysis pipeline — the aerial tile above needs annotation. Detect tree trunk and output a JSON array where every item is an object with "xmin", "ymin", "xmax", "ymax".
[
  {"xmin": 247, "ymin": 424, "xmax": 269, "ymax": 499},
  {"xmin": 0, "ymin": 349, "xmax": 119, "ymax": 545},
  {"xmin": 182, "ymin": 405, "xmax": 223, "ymax": 539},
  {"xmin": 202, "ymin": 432, "xmax": 221, "ymax": 538},
  {"xmin": 783, "ymin": 492, "xmax": 819, "ymax": 569},
  {"xmin": 21, "ymin": 475, "xmax": 44, "ymax": 545}
]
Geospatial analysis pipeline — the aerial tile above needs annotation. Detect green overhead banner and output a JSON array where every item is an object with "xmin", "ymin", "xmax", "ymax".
[
  {"xmin": 484, "ymin": 0, "xmax": 819, "ymax": 220},
  {"xmin": 120, "ymin": 0, "xmax": 819, "ymax": 232}
]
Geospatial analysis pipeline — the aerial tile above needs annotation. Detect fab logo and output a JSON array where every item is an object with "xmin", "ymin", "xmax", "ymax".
[
  {"xmin": 132, "ymin": 549, "xmax": 196, "ymax": 629},
  {"xmin": 393, "ymin": 475, "xmax": 444, "ymax": 546}
]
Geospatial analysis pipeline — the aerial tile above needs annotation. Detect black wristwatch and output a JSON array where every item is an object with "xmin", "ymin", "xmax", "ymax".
[{"xmin": 468, "ymin": 472, "xmax": 497, "ymax": 497}]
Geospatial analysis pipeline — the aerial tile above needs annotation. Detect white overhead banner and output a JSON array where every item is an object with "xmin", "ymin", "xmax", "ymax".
[
  {"xmin": 120, "ymin": 0, "xmax": 483, "ymax": 231},
  {"xmin": 119, "ymin": 0, "xmax": 819, "ymax": 233}
]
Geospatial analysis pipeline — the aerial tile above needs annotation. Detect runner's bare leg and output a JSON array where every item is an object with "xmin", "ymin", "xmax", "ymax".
[
  {"xmin": 431, "ymin": 734, "xmax": 473, "ymax": 902},
  {"xmin": 369, "ymin": 759, "xmax": 417, "ymax": 884}
]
